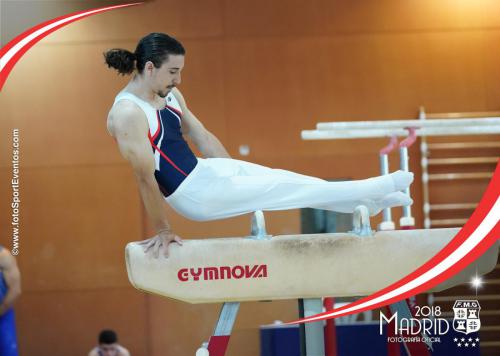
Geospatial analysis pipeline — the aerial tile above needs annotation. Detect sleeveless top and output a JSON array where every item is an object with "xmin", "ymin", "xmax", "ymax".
[{"xmin": 114, "ymin": 91, "xmax": 198, "ymax": 196}]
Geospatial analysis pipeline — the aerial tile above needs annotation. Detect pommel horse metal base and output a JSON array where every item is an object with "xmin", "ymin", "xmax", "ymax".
[{"xmin": 125, "ymin": 209, "xmax": 499, "ymax": 355}]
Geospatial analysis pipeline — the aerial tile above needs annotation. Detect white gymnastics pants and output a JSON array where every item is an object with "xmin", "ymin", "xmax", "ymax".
[{"xmin": 165, "ymin": 158, "xmax": 406, "ymax": 221}]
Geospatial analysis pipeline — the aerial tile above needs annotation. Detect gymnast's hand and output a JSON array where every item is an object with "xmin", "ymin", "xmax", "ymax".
[{"xmin": 140, "ymin": 229, "xmax": 184, "ymax": 258}]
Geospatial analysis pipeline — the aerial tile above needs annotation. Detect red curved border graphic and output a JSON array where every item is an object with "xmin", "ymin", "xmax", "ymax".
[
  {"xmin": 288, "ymin": 160, "xmax": 500, "ymax": 324},
  {"xmin": 0, "ymin": 2, "xmax": 143, "ymax": 91},
  {"xmin": 2, "ymin": 0, "xmax": 498, "ymax": 328}
]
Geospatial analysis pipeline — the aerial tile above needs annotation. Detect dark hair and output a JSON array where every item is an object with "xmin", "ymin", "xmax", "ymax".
[
  {"xmin": 104, "ymin": 33, "xmax": 185, "ymax": 75},
  {"xmin": 98, "ymin": 329, "xmax": 118, "ymax": 344}
]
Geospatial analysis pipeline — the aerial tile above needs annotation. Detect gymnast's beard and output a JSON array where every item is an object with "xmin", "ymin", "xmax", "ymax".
[{"xmin": 157, "ymin": 86, "xmax": 175, "ymax": 98}]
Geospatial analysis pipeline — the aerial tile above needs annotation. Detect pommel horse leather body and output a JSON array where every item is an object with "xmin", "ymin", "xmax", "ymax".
[{"xmin": 125, "ymin": 228, "xmax": 499, "ymax": 304}]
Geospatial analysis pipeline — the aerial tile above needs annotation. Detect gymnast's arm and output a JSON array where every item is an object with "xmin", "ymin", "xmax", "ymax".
[
  {"xmin": 109, "ymin": 102, "xmax": 182, "ymax": 257},
  {"xmin": 0, "ymin": 249, "xmax": 21, "ymax": 316},
  {"xmin": 172, "ymin": 88, "xmax": 231, "ymax": 158}
]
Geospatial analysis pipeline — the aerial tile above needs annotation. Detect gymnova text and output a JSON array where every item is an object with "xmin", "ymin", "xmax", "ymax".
[{"xmin": 178, "ymin": 264, "xmax": 268, "ymax": 282}]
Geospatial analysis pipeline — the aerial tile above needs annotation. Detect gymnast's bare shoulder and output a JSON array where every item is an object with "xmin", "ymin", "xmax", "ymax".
[
  {"xmin": 106, "ymin": 99, "xmax": 147, "ymax": 139},
  {"xmin": 106, "ymin": 100, "xmax": 157, "ymax": 170},
  {"xmin": 88, "ymin": 345, "xmax": 130, "ymax": 356},
  {"xmin": 0, "ymin": 248, "xmax": 18, "ymax": 278}
]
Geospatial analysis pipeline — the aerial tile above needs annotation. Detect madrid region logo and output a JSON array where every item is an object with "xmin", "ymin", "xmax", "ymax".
[{"xmin": 452, "ymin": 300, "xmax": 481, "ymax": 348}]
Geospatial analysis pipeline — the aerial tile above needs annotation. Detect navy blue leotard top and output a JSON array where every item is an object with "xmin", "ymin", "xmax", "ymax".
[{"xmin": 113, "ymin": 92, "xmax": 198, "ymax": 196}]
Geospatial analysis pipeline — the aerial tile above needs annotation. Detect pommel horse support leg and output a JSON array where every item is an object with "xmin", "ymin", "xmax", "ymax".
[
  {"xmin": 126, "ymin": 211, "xmax": 499, "ymax": 355},
  {"xmin": 196, "ymin": 211, "xmax": 269, "ymax": 356}
]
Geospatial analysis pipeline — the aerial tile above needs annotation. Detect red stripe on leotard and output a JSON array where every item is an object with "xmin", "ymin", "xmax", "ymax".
[
  {"xmin": 148, "ymin": 138, "xmax": 188, "ymax": 177},
  {"xmin": 150, "ymin": 111, "xmax": 161, "ymax": 142},
  {"xmin": 166, "ymin": 105, "xmax": 182, "ymax": 118}
]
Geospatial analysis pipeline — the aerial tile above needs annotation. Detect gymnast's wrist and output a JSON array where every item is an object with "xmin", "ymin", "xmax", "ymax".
[{"xmin": 156, "ymin": 227, "xmax": 172, "ymax": 235}]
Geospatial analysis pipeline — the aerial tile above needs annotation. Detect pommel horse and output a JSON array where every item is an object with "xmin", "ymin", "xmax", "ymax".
[{"xmin": 125, "ymin": 208, "xmax": 499, "ymax": 355}]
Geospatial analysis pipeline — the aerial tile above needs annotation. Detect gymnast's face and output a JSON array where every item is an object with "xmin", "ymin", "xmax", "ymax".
[{"xmin": 145, "ymin": 54, "xmax": 184, "ymax": 98}]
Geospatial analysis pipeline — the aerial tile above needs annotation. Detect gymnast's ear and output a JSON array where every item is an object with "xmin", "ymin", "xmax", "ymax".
[{"xmin": 143, "ymin": 61, "xmax": 156, "ymax": 76}]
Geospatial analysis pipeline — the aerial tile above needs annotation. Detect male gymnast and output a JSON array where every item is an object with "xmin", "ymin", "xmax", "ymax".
[{"xmin": 105, "ymin": 33, "xmax": 413, "ymax": 258}]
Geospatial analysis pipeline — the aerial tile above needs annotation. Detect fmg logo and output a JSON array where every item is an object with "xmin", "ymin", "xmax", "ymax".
[{"xmin": 178, "ymin": 264, "xmax": 268, "ymax": 282}]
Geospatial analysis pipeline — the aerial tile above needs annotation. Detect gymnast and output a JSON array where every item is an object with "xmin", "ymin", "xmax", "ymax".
[{"xmin": 104, "ymin": 33, "xmax": 413, "ymax": 258}]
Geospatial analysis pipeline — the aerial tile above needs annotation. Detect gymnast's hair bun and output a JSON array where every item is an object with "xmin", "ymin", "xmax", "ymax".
[{"xmin": 103, "ymin": 48, "xmax": 136, "ymax": 75}]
